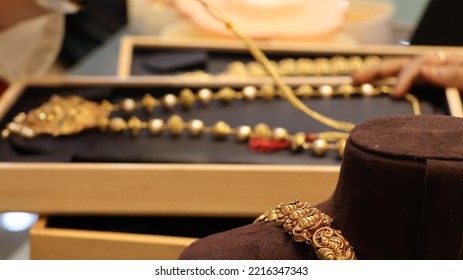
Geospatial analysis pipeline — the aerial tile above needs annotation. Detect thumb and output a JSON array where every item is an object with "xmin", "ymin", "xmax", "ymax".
[{"xmin": 421, "ymin": 65, "xmax": 463, "ymax": 89}]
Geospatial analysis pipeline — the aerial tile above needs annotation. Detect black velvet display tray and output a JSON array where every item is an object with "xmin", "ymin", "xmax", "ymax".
[
  {"xmin": 130, "ymin": 47, "xmax": 361, "ymax": 76},
  {"xmin": 0, "ymin": 81, "xmax": 448, "ymax": 165},
  {"xmin": 130, "ymin": 44, "xmax": 412, "ymax": 77},
  {"xmin": 122, "ymin": 39, "xmax": 462, "ymax": 77}
]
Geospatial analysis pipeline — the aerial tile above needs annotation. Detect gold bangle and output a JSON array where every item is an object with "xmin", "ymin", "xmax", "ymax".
[{"xmin": 254, "ymin": 200, "xmax": 356, "ymax": 260}]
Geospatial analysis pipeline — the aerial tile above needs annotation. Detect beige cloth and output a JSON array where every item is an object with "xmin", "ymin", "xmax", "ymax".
[{"xmin": 0, "ymin": 13, "xmax": 64, "ymax": 83}]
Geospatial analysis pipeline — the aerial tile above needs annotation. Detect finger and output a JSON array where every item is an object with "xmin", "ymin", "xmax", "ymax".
[
  {"xmin": 393, "ymin": 56, "xmax": 427, "ymax": 98},
  {"xmin": 353, "ymin": 57, "xmax": 410, "ymax": 84},
  {"xmin": 421, "ymin": 65, "xmax": 463, "ymax": 89},
  {"xmin": 422, "ymin": 52, "xmax": 463, "ymax": 66}
]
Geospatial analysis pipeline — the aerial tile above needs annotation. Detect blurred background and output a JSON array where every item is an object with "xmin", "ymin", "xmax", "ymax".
[{"xmin": 0, "ymin": 0, "xmax": 448, "ymax": 259}]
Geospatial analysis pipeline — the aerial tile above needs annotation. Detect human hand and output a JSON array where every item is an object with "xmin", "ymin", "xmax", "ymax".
[{"xmin": 353, "ymin": 52, "xmax": 463, "ymax": 98}]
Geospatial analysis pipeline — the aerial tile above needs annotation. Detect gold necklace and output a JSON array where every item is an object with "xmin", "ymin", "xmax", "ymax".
[
  {"xmin": 2, "ymin": 83, "xmax": 417, "ymax": 158},
  {"xmin": 185, "ymin": 55, "xmax": 382, "ymax": 78},
  {"xmin": 255, "ymin": 200, "xmax": 356, "ymax": 260}
]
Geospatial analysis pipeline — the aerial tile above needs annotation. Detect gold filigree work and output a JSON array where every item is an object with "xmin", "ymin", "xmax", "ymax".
[
  {"xmin": 6, "ymin": 95, "xmax": 111, "ymax": 138},
  {"xmin": 312, "ymin": 227, "xmax": 356, "ymax": 260},
  {"xmin": 255, "ymin": 200, "xmax": 356, "ymax": 260}
]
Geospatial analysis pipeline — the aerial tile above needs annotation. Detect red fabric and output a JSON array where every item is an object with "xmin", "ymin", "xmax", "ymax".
[{"xmin": 248, "ymin": 137, "xmax": 290, "ymax": 152}]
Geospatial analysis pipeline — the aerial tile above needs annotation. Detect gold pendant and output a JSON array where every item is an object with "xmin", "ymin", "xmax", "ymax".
[{"xmin": 5, "ymin": 95, "xmax": 111, "ymax": 138}]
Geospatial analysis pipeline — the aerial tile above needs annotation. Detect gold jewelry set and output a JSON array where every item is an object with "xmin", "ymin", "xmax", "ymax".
[
  {"xmin": 254, "ymin": 200, "xmax": 356, "ymax": 260},
  {"xmin": 3, "ymin": 0, "xmax": 429, "ymax": 259}
]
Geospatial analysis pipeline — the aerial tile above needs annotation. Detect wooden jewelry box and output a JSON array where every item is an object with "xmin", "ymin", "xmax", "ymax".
[{"xmin": 30, "ymin": 215, "xmax": 255, "ymax": 260}]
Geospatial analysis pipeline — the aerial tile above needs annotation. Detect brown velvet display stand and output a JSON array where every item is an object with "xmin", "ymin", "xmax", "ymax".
[{"xmin": 179, "ymin": 115, "xmax": 463, "ymax": 260}]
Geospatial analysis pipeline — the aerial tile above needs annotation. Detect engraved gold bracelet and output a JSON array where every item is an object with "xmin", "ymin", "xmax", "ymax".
[{"xmin": 254, "ymin": 200, "xmax": 356, "ymax": 260}]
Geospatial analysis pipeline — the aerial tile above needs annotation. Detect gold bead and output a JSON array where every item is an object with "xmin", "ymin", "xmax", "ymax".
[
  {"xmin": 148, "ymin": 119, "xmax": 164, "ymax": 135},
  {"xmin": 142, "ymin": 94, "xmax": 158, "ymax": 113},
  {"xmin": 197, "ymin": 88, "xmax": 213, "ymax": 105},
  {"xmin": 247, "ymin": 61, "xmax": 265, "ymax": 76},
  {"xmin": 296, "ymin": 58, "xmax": 314, "ymax": 75},
  {"xmin": 361, "ymin": 83, "xmax": 375, "ymax": 96},
  {"xmin": 217, "ymin": 87, "xmax": 236, "ymax": 104},
  {"xmin": 109, "ymin": 117, "xmax": 127, "ymax": 132},
  {"xmin": 236, "ymin": 125, "xmax": 252, "ymax": 142},
  {"xmin": 349, "ymin": 56, "xmax": 364, "ymax": 71},
  {"xmin": 121, "ymin": 98, "xmax": 137, "ymax": 113},
  {"xmin": 259, "ymin": 84, "xmax": 275, "ymax": 101},
  {"xmin": 2, "ymin": 129, "xmax": 10, "ymax": 138},
  {"xmin": 338, "ymin": 84, "xmax": 356, "ymax": 97},
  {"xmin": 319, "ymin": 85, "xmax": 334, "ymax": 98},
  {"xmin": 272, "ymin": 127, "xmax": 288, "ymax": 141},
  {"xmin": 162, "ymin": 94, "xmax": 177, "ymax": 110},
  {"xmin": 291, "ymin": 132, "xmax": 307, "ymax": 151},
  {"xmin": 312, "ymin": 139, "xmax": 328, "ymax": 157},
  {"xmin": 315, "ymin": 58, "xmax": 331, "ymax": 75},
  {"xmin": 128, "ymin": 116, "xmax": 143, "ymax": 136},
  {"xmin": 338, "ymin": 138, "xmax": 347, "ymax": 157},
  {"xmin": 179, "ymin": 88, "xmax": 196, "ymax": 109},
  {"xmin": 187, "ymin": 119, "xmax": 204, "ymax": 137},
  {"xmin": 296, "ymin": 85, "xmax": 314, "ymax": 98},
  {"xmin": 254, "ymin": 123, "xmax": 272, "ymax": 140},
  {"xmin": 278, "ymin": 58, "xmax": 297, "ymax": 76},
  {"xmin": 212, "ymin": 121, "xmax": 231, "ymax": 138},
  {"xmin": 167, "ymin": 115, "xmax": 184, "ymax": 136},
  {"xmin": 242, "ymin": 86, "xmax": 257, "ymax": 101},
  {"xmin": 226, "ymin": 61, "xmax": 247, "ymax": 76},
  {"xmin": 330, "ymin": 56, "xmax": 349, "ymax": 74},
  {"xmin": 364, "ymin": 55, "xmax": 382, "ymax": 67}
]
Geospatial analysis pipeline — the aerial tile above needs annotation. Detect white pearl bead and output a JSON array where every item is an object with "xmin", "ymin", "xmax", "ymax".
[
  {"xmin": 272, "ymin": 127, "xmax": 288, "ymax": 141},
  {"xmin": 242, "ymin": 86, "xmax": 257, "ymax": 101},
  {"xmin": 121, "ymin": 99, "xmax": 136, "ymax": 113},
  {"xmin": 312, "ymin": 139, "xmax": 328, "ymax": 156},
  {"xmin": 148, "ymin": 119, "xmax": 164, "ymax": 135},
  {"xmin": 319, "ymin": 85, "xmax": 334, "ymax": 98},
  {"xmin": 162, "ymin": 94, "xmax": 177, "ymax": 110},
  {"xmin": 361, "ymin": 84, "xmax": 375, "ymax": 96},
  {"xmin": 236, "ymin": 126, "xmax": 252, "ymax": 142},
  {"xmin": 197, "ymin": 88, "xmax": 213, "ymax": 105},
  {"xmin": 187, "ymin": 119, "xmax": 204, "ymax": 136}
]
